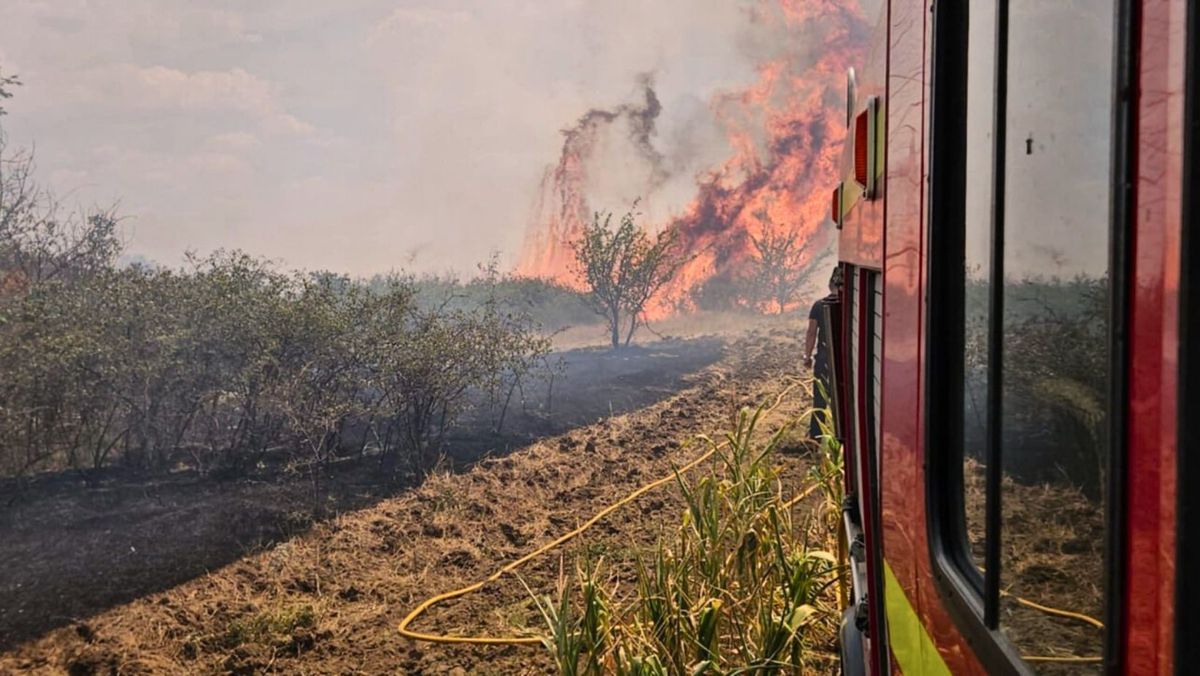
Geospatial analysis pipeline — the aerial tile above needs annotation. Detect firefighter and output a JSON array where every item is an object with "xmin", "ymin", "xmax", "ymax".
[{"xmin": 802, "ymin": 267, "xmax": 842, "ymax": 439}]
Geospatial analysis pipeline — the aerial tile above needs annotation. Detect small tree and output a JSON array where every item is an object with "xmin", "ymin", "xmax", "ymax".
[
  {"xmin": 745, "ymin": 227, "xmax": 825, "ymax": 314},
  {"xmin": 573, "ymin": 210, "xmax": 682, "ymax": 349},
  {"xmin": 0, "ymin": 66, "xmax": 19, "ymax": 117}
]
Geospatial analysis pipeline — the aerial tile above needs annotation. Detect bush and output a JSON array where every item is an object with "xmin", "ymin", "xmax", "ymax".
[
  {"xmin": 399, "ymin": 271, "xmax": 594, "ymax": 334},
  {"xmin": 0, "ymin": 247, "xmax": 554, "ymax": 490},
  {"xmin": 573, "ymin": 210, "xmax": 684, "ymax": 348},
  {"xmin": 743, "ymin": 227, "xmax": 828, "ymax": 314},
  {"xmin": 531, "ymin": 406, "xmax": 843, "ymax": 674},
  {"xmin": 0, "ymin": 76, "xmax": 559, "ymax": 502}
]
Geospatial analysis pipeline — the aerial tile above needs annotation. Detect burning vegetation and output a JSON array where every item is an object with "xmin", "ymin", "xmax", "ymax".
[
  {"xmin": 572, "ymin": 209, "xmax": 685, "ymax": 349},
  {"xmin": 0, "ymin": 1, "xmax": 876, "ymax": 673},
  {"xmin": 518, "ymin": 0, "xmax": 869, "ymax": 317}
]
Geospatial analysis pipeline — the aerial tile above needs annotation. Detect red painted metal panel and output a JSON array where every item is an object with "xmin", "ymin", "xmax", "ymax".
[
  {"xmin": 856, "ymin": 1, "xmax": 1185, "ymax": 673},
  {"xmin": 1124, "ymin": 0, "xmax": 1183, "ymax": 672},
  {"xmin": 878, "ymin": 0, "xmax": 923, "ymax": 659},
  {"xmin": 838, "ymin": 7, "xmax": 888, "ymax": 270},
  {"xmin": 876, "ymin": 0, "xmax": 983, "ymax": 673}
]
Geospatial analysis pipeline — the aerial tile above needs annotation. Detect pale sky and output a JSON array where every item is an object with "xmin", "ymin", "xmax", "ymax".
[
  {"xmin": 965, "ymin": 0, "xmax": 1115, "ymax": 280},
  {"xmin": 0, "ymin": 1, "xmax": 827, "ymax": 275}
]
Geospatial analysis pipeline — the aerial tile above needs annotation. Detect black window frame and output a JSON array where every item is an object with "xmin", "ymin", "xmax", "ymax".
[
  {"xmin": 839, "ymin": 264, "xmax": 891, "ymax": 674},
  {"xmin": 831, "ymin": 263, "xmax": 897, "ymax": 673},
  {"xmin": 860, "ymin": 269, "xmax": 889, "ymax": 675},
  {"xmin": 923, "ymin": 0, "xmax": 1136, "ymax": 673},
  {"xmin": 1176, "ymin": 0, "xmax": 1200, "ymax": 670}
]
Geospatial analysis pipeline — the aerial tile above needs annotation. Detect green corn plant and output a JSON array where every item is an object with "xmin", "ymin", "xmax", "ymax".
[
  {"xmin": 695, "ymin": 598, "xmax": 722, "ymax": 663},
  {"xmin": 527, "ymin": 578, "xmax": 585, "ymax": 676},
  {"xmin": 807, "ymin": 380, "xmax": 845, "ymax": 515},
  {"xmin": 804, "ymin": 391, "xmax": 848, "ymax": 609},
  {"xmin": 635, "ymin": 546, "xmax": 686, "ymax": 669},
  {"xmin": 614, "ymin": 648, "xmax": 668, "ymax": 676},
  {"xmin": 577, "ymin": 557, "xmax": 612, "ymax": 674},
  {"xmin": 542, "ymin": 402, "xmax": 843, "ymax": 674},
  {"xmin": 525, "ymin": 556, "xmax": 615, "ymax": 676}
]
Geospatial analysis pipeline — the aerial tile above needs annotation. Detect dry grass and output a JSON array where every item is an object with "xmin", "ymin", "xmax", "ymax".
[
  {"xmin": 531, "ymin": 404, "xmax": 844, "ymax": 674},
  {"xmin": 964, "ymin": 458, "xmax": 1106, "ymax": 674},
  {"xmin": 551, "ymin": 312, "xmax": 806, "ymax": 351},
  {"xmin": 1, "ymin": 330, "xmax": 820, "ymax": 675}
]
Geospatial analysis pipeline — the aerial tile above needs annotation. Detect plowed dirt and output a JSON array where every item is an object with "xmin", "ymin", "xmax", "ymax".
[{"xmin": 1, "ymin": 328, "xmax": 826, "ymax": 675}]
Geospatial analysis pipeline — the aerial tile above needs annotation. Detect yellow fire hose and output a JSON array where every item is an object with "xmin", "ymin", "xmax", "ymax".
[
  {"xmin": 1002, "ymin": 590, "xmax": 1103, "ymax": 630},
  {"xmin": 396, "ymin": 378, "xmax": 1105, "ymax": 665},
  {"xmin": 396, "ymin": 441, "xmax": 726, "ymax": 646},
  {"xmin": 398, "ymin": 381, "xmax": 808, "ymax": 645},
  {"xmin": 1005, "ymin": 590, "xmax": 1104, "ymax": 664},
  {"xmin": 396, "ymin": 448, "xmax": 825, "ymax": 646}
]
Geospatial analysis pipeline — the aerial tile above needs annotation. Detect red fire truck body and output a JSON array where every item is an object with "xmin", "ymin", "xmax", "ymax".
[{"xmin": 830, "ymin": 1, "xmax": 1194, "ymax": 674}]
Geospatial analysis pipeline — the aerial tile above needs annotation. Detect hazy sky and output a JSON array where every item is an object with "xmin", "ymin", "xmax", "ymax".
[
  {"xmin": 0, "ymin": 1, "xmax": 830, "ymax": 275},
  {"xmin": 964, "ymin": 0, "xmax": 1115, "ymax": 279}
]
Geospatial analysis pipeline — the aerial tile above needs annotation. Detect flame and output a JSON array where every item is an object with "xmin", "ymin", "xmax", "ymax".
[
  {"xmin": 515, "ymin": 77, "xmax": 665, "ymax": 286},
  {"xmin": 517, "ymin": 0, "xmax": 869, "ymax": 317}
]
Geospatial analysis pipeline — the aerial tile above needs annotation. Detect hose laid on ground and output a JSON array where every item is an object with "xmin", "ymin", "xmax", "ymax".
[
  {"xmin": 1002, "ymin": 590, "xmax": 1104, "ymax": 629},
  {"xmin": 396, "ymin": 440, "xmax": 725, "ymax": 645},
  {"xmin": 398, "ymin": 381, "xmax": 806, "ymax": 646},
  {"xmin": 397, "ymin": 454, "xmax": 825, "ymax": 646},
  {"xmin": 1001, "ymin": 590, "xmax": 1104, "ymax": 664},
  {"xmin": 397, "ymin": 377, "xmax": 1106, "ymax": 666}
]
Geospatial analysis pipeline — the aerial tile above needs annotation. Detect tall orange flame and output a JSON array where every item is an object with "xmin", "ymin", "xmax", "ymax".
[{"xmin": 517, "ymin": 0, "xmax": 869, "ymax": 318}]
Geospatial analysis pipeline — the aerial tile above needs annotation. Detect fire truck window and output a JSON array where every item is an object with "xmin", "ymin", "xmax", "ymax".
[
  {"xmin": 961, "ymin": 0, "xmax": 997, "ymax": 577},
  {"xmin": 998, "ymin": 0, "xmax": 1115, "ymax": 667}
]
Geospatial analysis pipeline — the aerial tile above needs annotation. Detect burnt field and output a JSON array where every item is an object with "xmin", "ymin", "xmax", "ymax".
[
  {"xmin": 0, "ymin": 326, "xmax": 824, "ymax": 674},
  {"xmin": 0, "ymin": 333, "xmax": 727, "ymax": 650}
]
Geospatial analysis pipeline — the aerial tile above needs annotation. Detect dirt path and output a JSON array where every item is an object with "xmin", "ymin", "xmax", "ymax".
[{"xmin": 1, "ymin": 329, "xmax": 818, "ymax": 675}]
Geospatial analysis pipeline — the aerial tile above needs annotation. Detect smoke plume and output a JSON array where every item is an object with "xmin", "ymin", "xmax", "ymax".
[{"xmin": 517, "ymin": 0, "xmax": 870, "ymax": 316}]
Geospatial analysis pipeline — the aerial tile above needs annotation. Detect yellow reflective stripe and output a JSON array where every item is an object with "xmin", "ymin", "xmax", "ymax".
[
  {"xmin": 840, "ymin": 99, "xmax": 885, "ymax": 220},
  {"xmin": 883, "ymin": 560, "xmax": 952, "ymax": 676},
  {"xmin": 841, "ymin": 178, "xmax": 864, "ymax": 218}
]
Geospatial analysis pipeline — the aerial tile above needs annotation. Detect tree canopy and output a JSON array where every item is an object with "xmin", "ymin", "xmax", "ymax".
[{"xmin": 573, "ymin": 210, "xmax": 683, "ymax": 348}]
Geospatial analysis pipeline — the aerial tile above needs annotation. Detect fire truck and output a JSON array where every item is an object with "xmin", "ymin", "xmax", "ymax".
[{"xmin": 827, "ymin": 0, "xmax": 1195, "ymax": 673}]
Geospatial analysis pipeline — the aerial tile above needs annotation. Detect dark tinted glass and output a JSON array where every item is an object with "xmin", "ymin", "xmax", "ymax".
[{"xmin": 961, "ymin": 0, "xmax": 997, "ymax": 576}]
